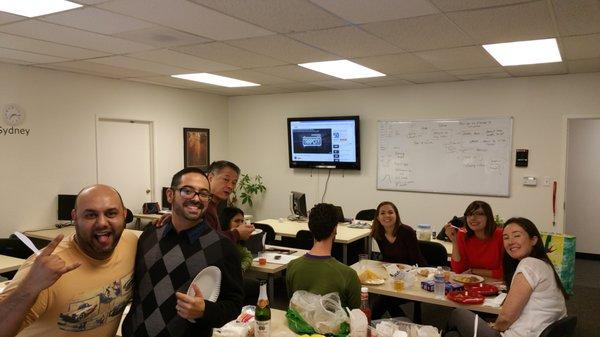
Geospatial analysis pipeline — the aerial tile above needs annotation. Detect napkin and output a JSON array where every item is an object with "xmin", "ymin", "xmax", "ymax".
[{"xmin": 483, "ymin": 292, "xmax": 507, "ymax": 307}]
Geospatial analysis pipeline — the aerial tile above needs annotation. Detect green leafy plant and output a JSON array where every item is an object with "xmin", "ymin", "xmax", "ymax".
[
  {"xmin": 494, "ymin": 214, "xmax": 505, "ymax": 227},
  {"xmin": 231, "ymin": 173, "xmax": 266, "ymax": 207}
]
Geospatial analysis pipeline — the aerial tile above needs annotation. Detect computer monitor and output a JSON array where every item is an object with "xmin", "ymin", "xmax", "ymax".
[
  {"xmin": 57, "ymin": 194, "xmax": 77, "ymax": 221},
  {"xmin": 161, "ymin": 187, "xmax": 171, "ymax": 210},
  {"xmin": 289, "ymin": 191, "xmax": 307, "ymax": 220}
]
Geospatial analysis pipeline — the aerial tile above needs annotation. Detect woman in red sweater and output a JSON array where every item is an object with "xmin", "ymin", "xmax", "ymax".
[{"xmin": 444, "ymin": 200, "xmax": 503, "ymax": 279}]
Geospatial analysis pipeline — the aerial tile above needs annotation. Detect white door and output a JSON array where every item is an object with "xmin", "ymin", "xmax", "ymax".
[
  {"xmin": 565, "ymin": 118, "xmax": 600, "ymax": 254},
  {"xmin": 97, "ymin": 118, "xmax": 154, "ymax": 214}
]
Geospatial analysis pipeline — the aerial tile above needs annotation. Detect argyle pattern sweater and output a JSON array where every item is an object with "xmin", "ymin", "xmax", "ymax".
[{"xmin": 122, "ymin": 222, "xmax": 244, "ymax": 337}]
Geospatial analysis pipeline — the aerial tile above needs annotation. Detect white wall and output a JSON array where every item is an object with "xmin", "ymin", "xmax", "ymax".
[
  {"xmin": 228, "ymin": 72, "xmax": 600, "ymax": 235},
  {"xmin": 0, "ymin": 63, "xmax": 228, "ymax": 236}
]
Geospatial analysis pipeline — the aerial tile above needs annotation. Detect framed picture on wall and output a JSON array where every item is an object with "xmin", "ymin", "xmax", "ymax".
[{"xmin": 183, "ymin": 128, "xmax": 210, "ymax": 169}]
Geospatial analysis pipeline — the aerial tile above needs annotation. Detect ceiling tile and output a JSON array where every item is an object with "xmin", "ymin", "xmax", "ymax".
[
  {"xmin": 273, "ymin": 82, "xmax": 329, "ymax": 92},
  {"xmin": 364, "ymin": 78, "xmax": 414, "ymax": 87},
  {"xmin": 174, "ymin": 42, "xmax": 286, "ymax": 68},
  {"xmin": 0, "ymin": 32, "xmax": 107, "ymax": 59},
  {"xmin": 37, "ymin": 60, "xmax": 157, "ymax": 78},
  {"xmin": 308, "ymin": 80, "xmax": 369, "ymax": 89},
  {"xmin": 128, "ymin": 49, "xmax": 238, "ymax": 72},
  {"xmin": 192, "ymin": 0, "xmax": 348, "ymax": 34},
  {"xmin": 447, "ymin": 1, "xmax": 556, "ymax": 44},
  {"xmin": 290, "ymin": 26, "xmax": 403, "ymax": 58},
  {"xmin": 429, "ymin": 0, "xmax": 531, "ymax": 12},
  {"xmin": 212, "ymin": 69, "xmax": 292, "ymax": 85},
  {"xmin": 352, "ymin": 53, "xmax": 439, "ymax": 74},
  {"xmin": 553, "ymin": 0, "xmax": 600, "ymax": 36},
  {"xmin": 566, "ymin": 58, "xmax": 600, "ymax": 74},
  {"xmin": 0, "ymin": 11, "xmax": 25, "ymax": 25},
  {"xmin": 127, "ymin": 76, "xmax": 208, "ymax": 89},
  {"xmin": 253, "ymin": 65, "xmax": 334, "ymax": 82},
  {"xmin": 310, "ymin": 0, "xmax": 439, "ymax": 24},
  {"xmin": 41, "ymin": 7, "xmax": 154, "ymax": 35},
  {"xmin": 0, "ymin": 20, "xmax": 155, "ymax": 53},
  {"xmin": 399, "ymin": 71, "xmax": 459, "ymax": 83},
  {"xmin": 505, "ymin": 62, "xmax": 568, "ymax": 77},
  {"xmin": 0, "ymin": 47, "xmax": 68, "ymax": 64},
  {"xmin": 98, "ymin": 0, "xmax": 273, "ymax": 40},
  {"xmin": 113, "ymin": 26, "xmax": 210, "ymax": 48},
  {"xmin": 414, "ymin": 46, "xmax": 500, "ymax": 70},
  {"xmin": 87, "ymin": 55, "xmax": 191, "ymax": 75},
  {"xmin": 361, "ymin": 14, "xmax": 475, "ymax": 52},
  {"xmin": 561, "ymin": 34, "xmax": 600, "ymax": 60},
  {"xmin": 227, "ymin": 34, "xmax": 337, "ymax": 64},
  {"xmin": 72, "ymin": 0, "xmax": 112, "ymax": 4},
  {"xmin": 448, "ymin": 67, "xmax": 510, "ymax": 80}
]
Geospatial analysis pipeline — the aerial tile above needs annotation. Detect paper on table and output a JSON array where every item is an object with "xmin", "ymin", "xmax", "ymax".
[
  {"xmin": 483, "ymin": 292, "xmax": 507, "ymax": 307},
  {"xmin": 253, "ymin": 253, "xmax": 300, "ymax": 264}
]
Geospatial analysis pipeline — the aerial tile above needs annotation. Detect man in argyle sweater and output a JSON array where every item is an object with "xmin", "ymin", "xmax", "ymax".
[{"xmin": 123, "ymin": 167, "xmax": 244, "ymax": 337}]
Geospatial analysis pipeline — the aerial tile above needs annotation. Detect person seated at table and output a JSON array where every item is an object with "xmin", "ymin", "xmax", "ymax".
[
  {"xmin": 444, "ymin": 217, "xmax": 568, "ymax": 337},
  {"xmin": 445, "ymin": 200, "xmax": 503, "ymax": 278},
  {"xmin": 220, "ymin": 206, "xmax": 254, "ymax": 272},
  {"xmin": 370, "ymin": 201, "xmax": 426, "ymax": 319},
  {"xmin": 286, "ymin": 203, "xmax": 361, "ymax": 309}
]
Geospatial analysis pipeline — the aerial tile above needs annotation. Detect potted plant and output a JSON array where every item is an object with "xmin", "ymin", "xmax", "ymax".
[{"xmin": 230, "ymin": 173, "xmax": 267, "ymax": 208}]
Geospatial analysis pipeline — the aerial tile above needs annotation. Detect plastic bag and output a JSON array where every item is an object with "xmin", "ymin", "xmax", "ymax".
[
  {"xmin": 289, "ymin": 291, "xmax": 349, "ymax": 335},
  {"xmin": 286, "ymin": 308, "xmax": 315, "ymax": 335}
]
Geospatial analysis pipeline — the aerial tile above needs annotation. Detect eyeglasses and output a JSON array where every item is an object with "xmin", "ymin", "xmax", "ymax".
[
  {"xmin": 177, "ymin": 187, "xmax": 213, "ymax": 201},
  {"xmin": 467, "ymin": 211, "xmax": 486, "ymax": 218}
]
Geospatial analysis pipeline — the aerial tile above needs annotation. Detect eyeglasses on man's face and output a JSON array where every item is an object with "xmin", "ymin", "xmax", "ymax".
[{"xmin": 176, "ymin": 186, "xmax": 213, "ymax": 201}]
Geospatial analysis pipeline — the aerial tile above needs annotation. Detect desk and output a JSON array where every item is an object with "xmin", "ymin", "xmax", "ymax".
[
  {"xmin": 24, "ymin": 227, "xmax": 143, "ymax": 240},
  {"xmin": 257, "ymin": 218, "xmax": 371, "ymax": 264},
  {"xmin": 352, "ymin": 260, "xmax": 501, "ymax": 315},
  {"xmin": 0, "ymin": 254, "xmax": 25, "ymax": 274},
  {"xmin": 248, "ymin": 245, "xmax": 307, "ymax": 301}
]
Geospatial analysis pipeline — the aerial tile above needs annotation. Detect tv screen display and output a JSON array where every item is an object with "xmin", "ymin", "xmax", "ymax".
[
  {"xmin": 57, "ymin": 194, "xmax": 77, "ymax": 221},
  {"xmin": 287, "ymin": 116, "xmax": 360, "ymax": 170}
]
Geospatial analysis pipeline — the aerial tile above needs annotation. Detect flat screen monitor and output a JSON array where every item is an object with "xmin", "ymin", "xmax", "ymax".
[
  {"xmin": 161, "ymin": 187, "xmax": 171, "ymax": 210},
  {"xmin": 57, "ymin": 194, "xmax": 77, "ymax": 221},
  {"xmin": 290, "ymin": 191, "xmax": 307, "ymax": 219},
  {"xmin": 287, "ymin": 116, "xmax": 360, "ymax": 170}
]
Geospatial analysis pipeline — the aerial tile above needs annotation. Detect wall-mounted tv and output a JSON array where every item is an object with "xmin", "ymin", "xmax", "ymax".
[{"xmin": 287, "ymin": 116, "xmax": 360, "ymax": 170}]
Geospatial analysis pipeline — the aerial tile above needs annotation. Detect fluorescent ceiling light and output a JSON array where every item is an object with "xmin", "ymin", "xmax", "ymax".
[
  {"xmin": 0, "ymin": 0, "xmax": 82, "ymax": 17},
  {"xmin": 482, "ymin": 38, "xmax": 562, "ymax": 66},
  {"xmin": 298, "ymin": 60, "xmax": 385, "ymax": 79},
  {"xmin": 172, "ymin": 73, "xmax": 260, "ymax": 87}
]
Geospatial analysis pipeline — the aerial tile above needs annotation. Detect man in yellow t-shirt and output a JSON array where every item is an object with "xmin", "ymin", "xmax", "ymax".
[{"xmin": 0, "ymin": 185, "xmax": 137, "ymax": 337}]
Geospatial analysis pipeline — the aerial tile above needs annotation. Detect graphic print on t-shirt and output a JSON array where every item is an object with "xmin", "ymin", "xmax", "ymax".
[{"xmin": 57, "ymin": 273, "xmax": 133, "ymax": 331}]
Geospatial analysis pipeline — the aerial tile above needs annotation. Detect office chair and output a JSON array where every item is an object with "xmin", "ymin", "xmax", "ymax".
[
  {"xmin": 418, "ymin": 240, "xmax": 448, "ymax": 267},
  {"xmin": 355, "ymin": 209, "xmax": 377, "ymax": 221},
  {"xmin": 539, "ymin": 316, "xmax": 577, "ymax": 337},
  {"xmin": 295, "ymin": 230, "xmax": 314, "ymax": 250},
  {"xmin": 253, "ymin": 223, "xmax": 276, "ymax": 245}
]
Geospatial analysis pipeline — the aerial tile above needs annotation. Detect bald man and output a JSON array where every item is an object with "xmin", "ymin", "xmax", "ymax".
[{"xmin": 0, "ymin": 185, "xmax": 137, "ymax": 337}]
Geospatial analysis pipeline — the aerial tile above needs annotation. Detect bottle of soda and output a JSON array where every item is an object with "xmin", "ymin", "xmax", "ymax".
[
  {"xmin": 434, "ymin": 266, "xmax": 445, "ymax": 298},
  {"xmin": 359, "ymin": 286, "xmax": 371, "ymax": 324},
  {"xmin": 255, "ymin": 280, "xmax": 271, "ymax": 337}
]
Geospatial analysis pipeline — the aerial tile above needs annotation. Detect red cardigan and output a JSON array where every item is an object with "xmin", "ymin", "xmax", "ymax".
[{"xmin": 451, "ymin": 227, "xmax": 503, "ymax": 279}]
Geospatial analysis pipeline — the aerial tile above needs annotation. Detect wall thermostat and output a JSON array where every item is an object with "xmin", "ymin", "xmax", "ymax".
[
  {"xmin": 516, "ymin": 149, "xmax": 528, "ymax": 167},
  {"xmin": 523, "ymin": 176, "xmax": 537, "ymax": 186}
]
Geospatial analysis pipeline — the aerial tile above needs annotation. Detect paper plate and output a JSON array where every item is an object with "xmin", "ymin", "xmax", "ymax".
[
  {"xmin": 188, "ymin": 266, "xmax": 221, "ymax": 302},
  {"xmin": 464, "ymin": 283, "xmax": 499, "ymax": 296},
  {"xmin": 251, "ymin": 228, "xmax": 263, "ymax": 235},
  {"xmin": 363, "ymin": 278, "xmax": 385, "ymax": 285},
  {"xmin": 452, "ymin": 273, "xmax": 485, "ymax": 285},
  {"xmin": 446, "ymin": 290, "xmax": 485, "ymax": 305},
  {"xmin": 415, "ymin": 267, "xmax": 437, "ymax": 278}
]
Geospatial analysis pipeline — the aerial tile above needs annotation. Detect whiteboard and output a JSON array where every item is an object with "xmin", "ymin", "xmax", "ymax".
[{"xmin": 377, "ymin": 117, "xmax": 513, "ymax": 196}]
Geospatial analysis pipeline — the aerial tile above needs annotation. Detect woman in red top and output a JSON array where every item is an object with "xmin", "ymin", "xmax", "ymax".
[{"xmin": 445, "ymin": 200, "xmax": 503, "ymax": 279}]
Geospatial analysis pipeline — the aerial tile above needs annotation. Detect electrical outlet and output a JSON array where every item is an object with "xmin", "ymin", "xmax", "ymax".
[{"xmin": 544, "ymin": 176, "xmax": 551, "ymax": 186}]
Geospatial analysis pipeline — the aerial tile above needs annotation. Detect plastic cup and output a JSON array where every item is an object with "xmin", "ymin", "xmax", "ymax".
[
  {"xmin": 393, "ymin": 277, "xmax": 404, "ymax": 292},
  {"xmin": 258, "ymin": 252, "xmax": 267, "ymax": 265}
]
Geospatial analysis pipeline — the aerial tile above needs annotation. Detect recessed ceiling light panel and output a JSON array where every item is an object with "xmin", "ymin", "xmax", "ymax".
[
  {"xmin": 483, "ymin": 38, "xmax": 562, "ymax": 66},
  {"xmin": 172, "ymin": 73, "xmax": 260, "ymax": 87},
  {"xmin": 298, "ymin": 60, "xmax": 385, "ymax": 79},
  {"xmin": 0, "ymin": 0, "xmax": 82, "ymax": 17}
]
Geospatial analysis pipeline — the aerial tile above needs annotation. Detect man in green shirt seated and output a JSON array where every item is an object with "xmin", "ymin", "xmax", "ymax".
[{"xmin": 286, "ymin": 203, "xmax": 361, "ymax": 309}]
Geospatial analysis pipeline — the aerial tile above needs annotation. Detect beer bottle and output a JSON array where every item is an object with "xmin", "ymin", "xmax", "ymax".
[{"xmin": 255, "ymin": 280, "xmax": 271, "ymax": 337}]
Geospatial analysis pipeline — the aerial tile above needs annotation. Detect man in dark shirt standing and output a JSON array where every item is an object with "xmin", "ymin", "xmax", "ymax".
[{"xmin": 123, "ymin": 167, "xmax": 243, "ymax": 337}]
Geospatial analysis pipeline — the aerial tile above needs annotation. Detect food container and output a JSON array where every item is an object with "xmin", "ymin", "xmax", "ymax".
[
  {"xmin": 416, "ymin": 224, "xmax": 432, "ymax": 241},
  {"xmin": 421, "ymin": 280, "xmax": 463, "ymax": 294}
]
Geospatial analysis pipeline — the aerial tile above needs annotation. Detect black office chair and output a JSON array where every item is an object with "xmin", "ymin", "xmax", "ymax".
[
  {"xmin": 539, "ymin": 316, "xmax": 577, "ymax": 337},
  {"xmin": 355, "ymin": 209, "xmax": 377, "ymax": 221},
  {"xmin": 253, "ymin": 223, "xmax": 276, "ymax": 245},
  {"xmin": 126, "ymin": 208, "xmax": 134, "ymax": 224},
  {"xmin": 295, "ymin": 230, "xmax": 314, "ymax": 250},
  {"xmin": 0, "ymin": 237, "xmax": 33, "ymax": 259},
  {"xmin": 418, "ymin": 240, "xmax": 448, "ymax": 267}
]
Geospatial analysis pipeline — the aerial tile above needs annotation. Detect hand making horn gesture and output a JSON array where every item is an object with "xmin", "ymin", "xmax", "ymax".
[{"xmin": 23, "ymin": 234, "xmax": 81, "ymax": 293}]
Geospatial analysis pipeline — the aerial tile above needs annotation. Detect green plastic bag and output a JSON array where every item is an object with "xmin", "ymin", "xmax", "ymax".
[{"xmin": 286, "ymin": 308, "xmax": 315, "ymax": 335}]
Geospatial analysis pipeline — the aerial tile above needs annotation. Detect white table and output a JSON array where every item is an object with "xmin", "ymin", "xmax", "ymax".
[
  {"xmin": 256, "ymin": 218, "xmax": 371, "ymax": 264},
  {"xmin": 0, "ymin": 254, "xmax": 25, "ymax": 274}
]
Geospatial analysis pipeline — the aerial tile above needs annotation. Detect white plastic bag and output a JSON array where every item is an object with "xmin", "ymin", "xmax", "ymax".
[{"xmin": 289, "ymin": 290, "xmax": 349, "ymax": 334}]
